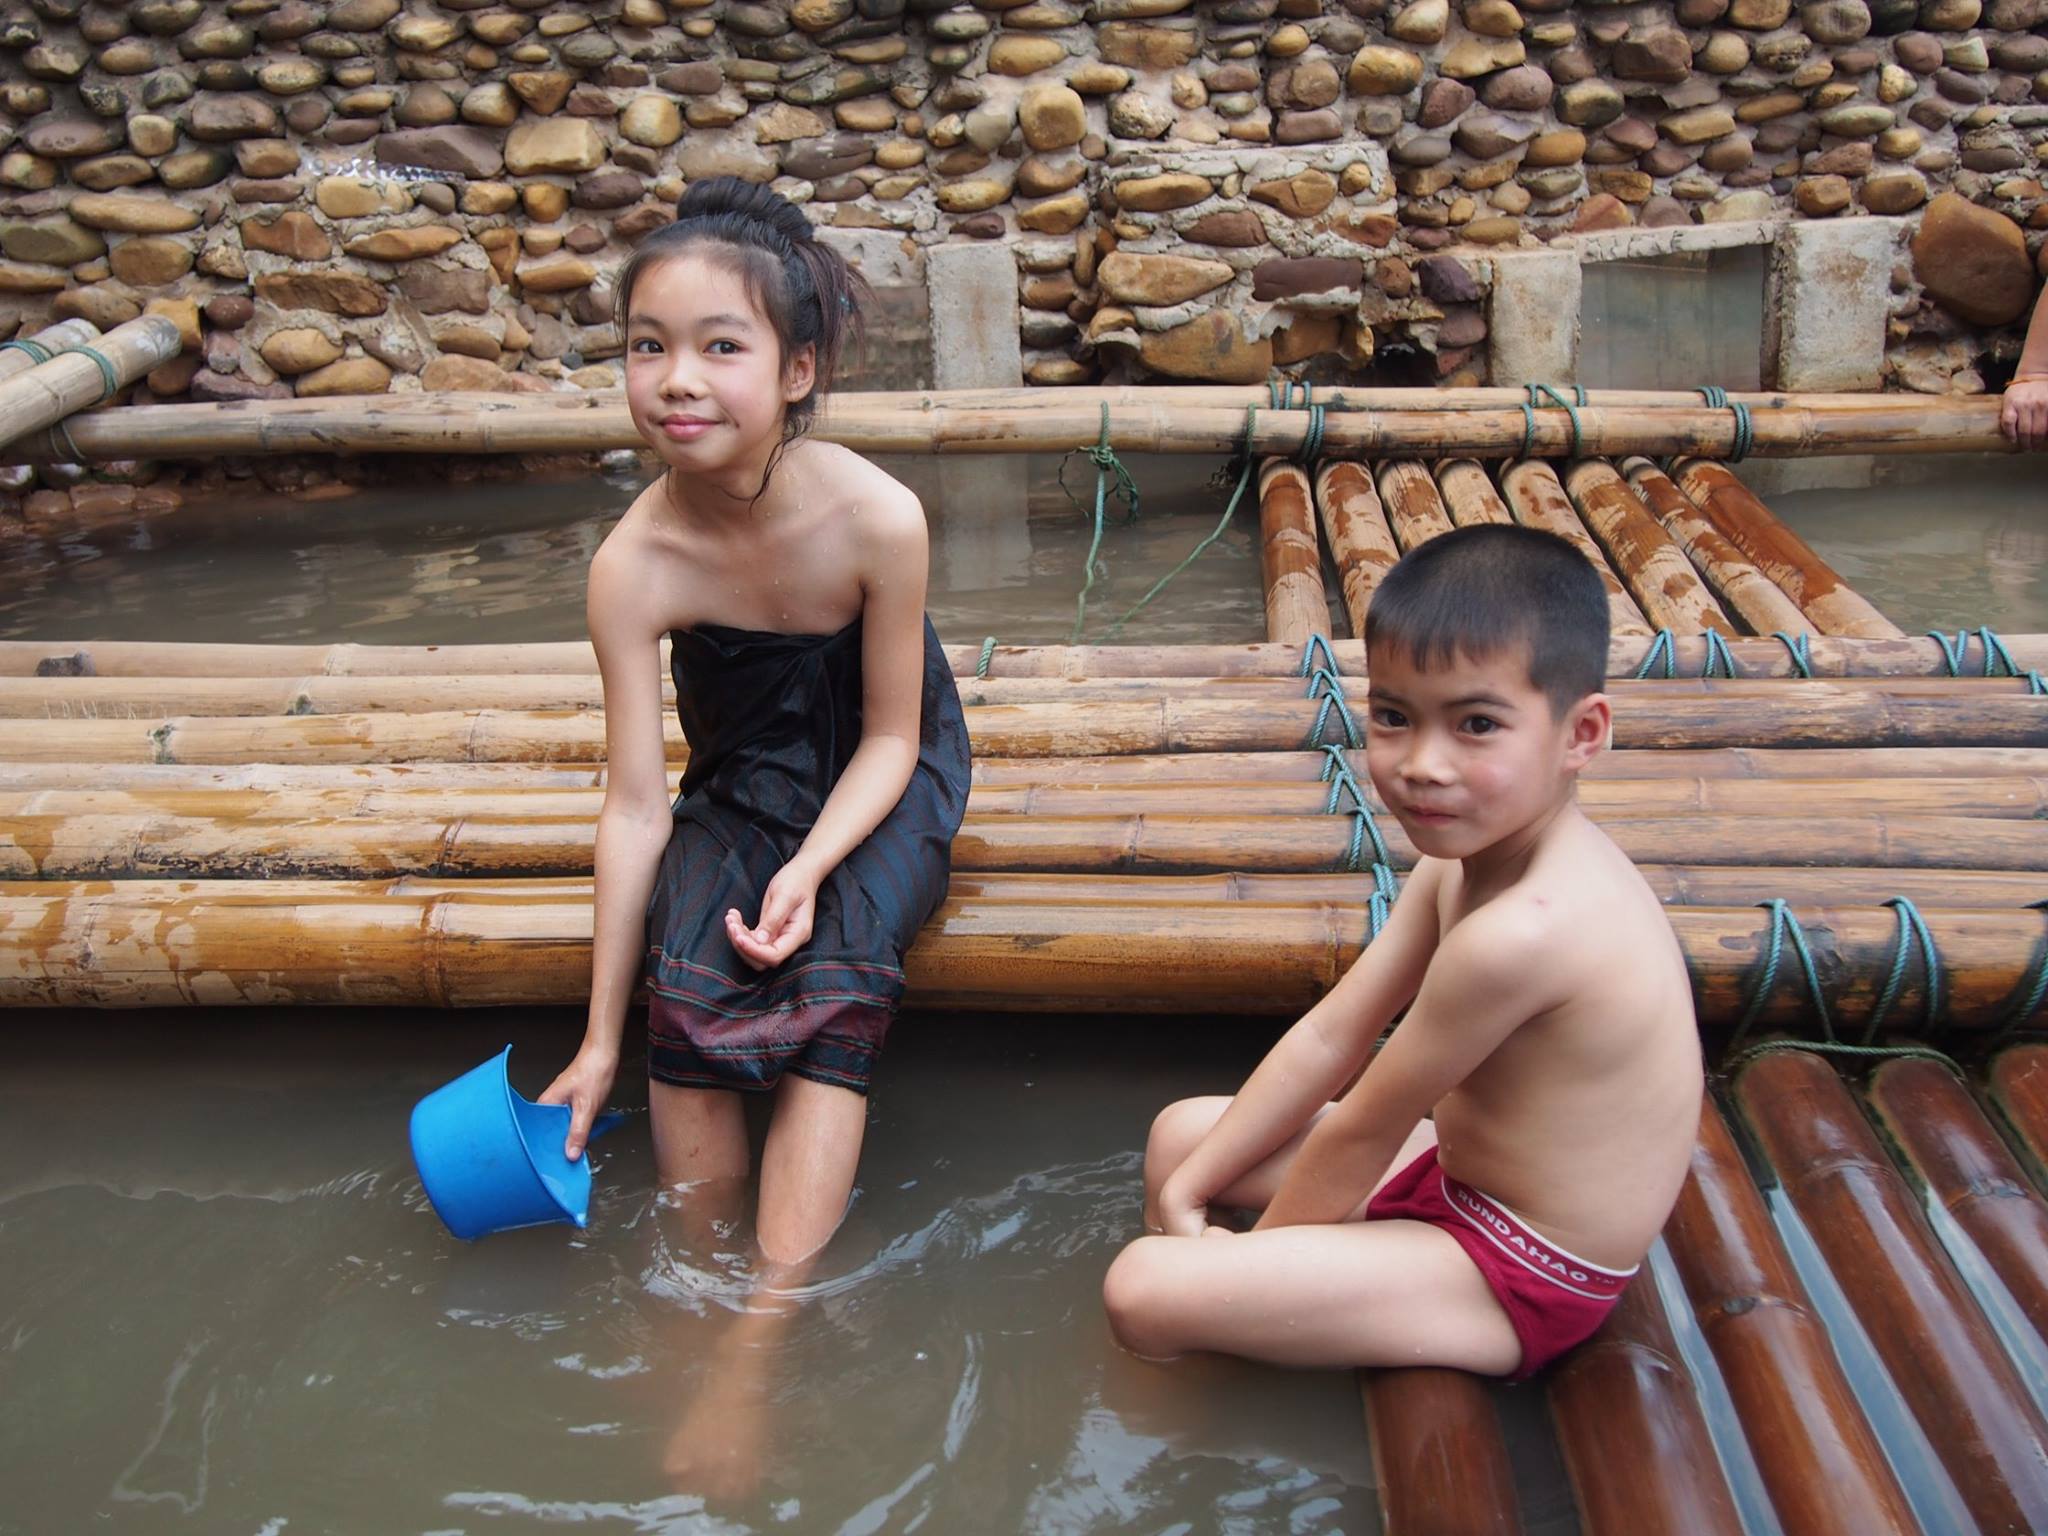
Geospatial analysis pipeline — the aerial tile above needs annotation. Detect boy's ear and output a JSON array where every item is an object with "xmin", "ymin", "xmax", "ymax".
[
  {"xmin": 783, "ymin": 343, "xmax": 818, "ymax": 404},
  {"xmin": 1562, "ymin": 691, "xmax": 1611, "ymax": 770}
]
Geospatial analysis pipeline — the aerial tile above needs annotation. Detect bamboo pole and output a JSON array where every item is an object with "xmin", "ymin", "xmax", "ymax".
[
  {"xmin": 1988, "ymin": 1044, "xmax": 2048, "ymax": 1191},
  {"xmin": 8, "ymin": 633, "xmax": 2047, "ymax": 681},
  {"xmin": 3, "ymin": 390, "xmax": 2013, "ymax": 462},
  {"xmin": 1555, "ymin": 461, "xmax": 1733, "ymax": 635},
  {"xmin": 1620, "ymin": 458, "xmax": 1812, "ymax": 637},
  {"xmin": 6, "ymin": 885, "xmax": 2048, "ymax": 1027},
  {"xmin": 1659, "ymin": 1100, "xmax": 1919, "ymax": 1536},
  {"xmin": 1670, "ymin": 460, "xmax": 1904, "ymax": 640},
  {"xmin": 0, "ymin": 318, "xmax": 102, "ymax": 387},
  {"xmin": 1493, "ymin": 458, "xmax": 1654, "ymax": 637},
  {"xmin": 1865, "ymin": 1058, "xmax": 2048, "ymax": 1347},
  {"xmin": 1361, "ymin": 1370, "xmax": 1524, "ymax": 1536},
  {"xmin": 15, "ymin": 800, "xmax": 2048, "ymax": 881},
  {"xmin": 1732, "ymin": 1050, "xmax": 2048, "ymax": 1536},
  {"xmin": 1432, "ymin": 458, "xmax": 1515, "ymax": 526},
  {"xmin": 1546, "ymin": 1272, "xmax": 1744, "ymax": 1536},
  {"xmin": 1255, "ymin": 459, "xmax": 1328, "ymax": 647},
  {"xmin": 1311, "ymin": 460, "xmax": 1399, "ymax": 638},
  {"xmin": 0, "ymin": 315, "xmax": 182, "ymax": 455},
  {"xmin": 1373, "ymin": 460, "xmax": 1455, "ymax": 549}
]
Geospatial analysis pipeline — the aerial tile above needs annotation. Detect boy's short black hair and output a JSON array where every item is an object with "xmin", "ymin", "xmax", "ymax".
[{"xmin": 1364, "ymin": 524, "xmax": 1609, "ymax": 713}]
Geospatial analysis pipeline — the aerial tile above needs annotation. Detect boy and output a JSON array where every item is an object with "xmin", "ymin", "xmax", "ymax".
[{"xmin": 1102, "ymin": 524, "xmax": 1702, "ymax": 1380}]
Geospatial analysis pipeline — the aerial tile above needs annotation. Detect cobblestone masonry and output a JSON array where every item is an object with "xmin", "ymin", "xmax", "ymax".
[{"xmin": 0, "ymin": 0, "xmax": 2042, "ymax": 433}]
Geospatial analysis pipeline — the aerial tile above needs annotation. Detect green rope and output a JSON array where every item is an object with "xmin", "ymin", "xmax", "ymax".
[
  {"xmin": 1632, "ymin": 628, "xmax": 1739, "ymax": 679},
  {"xmin": 1367, "ymin": 862, "xmax": 1397, "ymax": 942},
  {"xmin": 1298, "ymin": 632, "xmax": 1339, "ymax": 680},
  {"xmin": 74, "ymin": 343, "xmax": 120, "ymax": 401},
  {"xmin": 1991, "ymin": 899, "xmax": 2048, "ymax": 1046},
  {"xmin": 1770, "ymin": 630, "xmax": 1814, "ymax": 678},
  {"xmin": 1267, "ymin": 380, "xmax": 1325, "ymax": 467},
  {"xmin": 1519, "ymin": 383, "xmax": 1586, "ymax": 460},
  {"xmin": 1726, "ymin": 1036, "xmax": 1964, "ymax": 1074},
  {"xmin": 1701, "ymin": 629, "xmax": 1739, "ymax": 679},
  {"xmin": 1928, "ymin": 625, "xmax": 2048, "ymax": 695},
  {"xmin": 1727, "ymin": 899, "xmax": 1831, "ymax": 1054},
  {"xmin": 1312, "ymin": 742, "xmax": 1400, "ymax": 933},
  {"xmin": 1059, "ymin": 404, "xmax": 1139, "ymax": 644},
  {"xmin": 0, "ymin": 337, "xmax": 51, "ymax": 364},
  {"xmin": 1863, "ymin": 896, "xmax": 1944, "ymax": 1043},
  {"xmin": 1305, "ymin": 665, "xmax": 1363, "ymax": 749},
  {"xmin": 1299, "ymin": 404, "xmax": 1326, "ymax": 466},
  {"xmin": 1105, "ymin": 405, "xmax": 1255, "ymax": 639},
  {"xmin": 1633, "ymin": 629, "xmax": 1678, "ymax": 680},
  {"xmin": 975, "ymin": 636, "xmax": 996, "ymax": 680},
  {"xmin": 1698, "ymin": 385, "xmax": 1753, "ymax": 462}
]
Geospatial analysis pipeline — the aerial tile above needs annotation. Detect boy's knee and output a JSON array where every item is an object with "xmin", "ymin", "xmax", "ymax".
[
  {"xmin": 1103, "ymin": 1238, "xmax": 1185, "ymax": 1359},
  {"xmin": 1143, "ymin": 1097, "xmax": 1214, "ymax": 1183}
]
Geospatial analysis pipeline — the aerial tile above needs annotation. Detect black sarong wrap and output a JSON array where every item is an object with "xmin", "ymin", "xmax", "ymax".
[{"xmin": 643, "ymin": 615, "xmax": 970, "ymax": 1094}]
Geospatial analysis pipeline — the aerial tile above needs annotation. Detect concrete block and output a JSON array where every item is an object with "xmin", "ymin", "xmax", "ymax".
[
  {"xmin": 1487, "ymin": 250, "xmax": 1581, "ymax": 385},
  {"xmin": 1764, "ymin": 217, "xmax": 1905, "ymax": 393},
  {"xmin": 928, "ymin": 242, "xmax": 1021, "ymax": 391}
]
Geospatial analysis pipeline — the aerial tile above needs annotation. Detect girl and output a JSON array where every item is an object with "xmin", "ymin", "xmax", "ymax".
[{"xmin": 541, "ymin": 178, "xmax": 971, "ymax": 1270}]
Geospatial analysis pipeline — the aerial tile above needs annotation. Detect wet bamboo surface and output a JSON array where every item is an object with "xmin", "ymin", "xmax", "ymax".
[
  {"xmin": 1621, "ymin": 457, "xmax": 1816, "ymax": 637},
  {"xmin": 1488, "ymin": 459, "xmax": 1655, "ymax": 638},
  {"xmin": 1989, "ymin": 1044, "xmax": 2048, "ymax": 1185},
  {"xmin": 1255, "ymin": 459, "xmax": 1327, "ymax": 646},
  {"xmin": 1312, "ymin": 460, "xmax": 1398, "ymax": 637},
  {"xmin": 1362, "ymin": 1368, "xmax": 1524, "ymax": 1536}
]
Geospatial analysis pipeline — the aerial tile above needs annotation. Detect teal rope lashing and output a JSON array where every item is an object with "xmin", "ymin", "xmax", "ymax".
[
  {"xmin": 1104, "ymin": 405, "xmax": 1256, "ymax": 639},
  {"xmin": 1991, "ymin": 898, "xmax": 2048, "ymax": 1046},
  {"xmin": 1305, "ymin": 665, "xmax": 1363, "ymax": 750},
  {"xmin": 1770, "ymin": 630, "xmax": 1815, "ymax": 678},
  {"xmin": 1316, "ymin": 743, "xmax": 1400, "ymax": 939},
  {"xmin": 1298, "ymin": 632, "xmax": 1340, "ymax": 680},
  {"xmin": 0, "ymin": 336, "xmax": 51, "ymax": 364},
  {"xmin": 1698, "ymin": 385, "xmax": 1753, "ymax": 463},
  {"xmin": 975, "ymin": 636, "xmax": 996, "ymax": 680},
  {"xmin": 1267, "ymin": 379, "xmax": 1326, "ymax": 467},
  {"xmin": 1725, "ymin": 897, "xmax": 1962, "ymax": 1073},
  {"xmin": 1631, "ymin": 628, "xmax": 1739, "ymax": 680},
  {"xmin": 1519, "ymin": 383, "xmax": 1586, "ymax": 460},
  {"xmin": 1059, "ymin": 403, "xmax": 1139, "ymax": 644},
  {"xmin": 1928, "ymin": 624, "xmax": 2048, "ymax": 695}
]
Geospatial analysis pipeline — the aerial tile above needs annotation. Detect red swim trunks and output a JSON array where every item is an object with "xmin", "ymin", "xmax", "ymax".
[{"xmin": 1365, "ymin": 1145, "xmax": 1636, "ymax": 1380}]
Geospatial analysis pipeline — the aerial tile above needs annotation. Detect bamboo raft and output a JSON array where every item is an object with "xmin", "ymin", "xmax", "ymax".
[{"xmin": 6, "ymin": 406, "xmax": 2047, "ymax": 1528}]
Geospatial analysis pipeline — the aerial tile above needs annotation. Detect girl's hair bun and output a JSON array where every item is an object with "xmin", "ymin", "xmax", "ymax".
[{"xmin": 674, "ymin": 177, "xmax": 813, "ymax": 250}]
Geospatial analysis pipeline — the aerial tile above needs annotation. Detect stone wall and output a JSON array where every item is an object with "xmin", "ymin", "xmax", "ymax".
[{"xmin": 0, "ymin": 0, "xmax": 2043, "ymax": 416}]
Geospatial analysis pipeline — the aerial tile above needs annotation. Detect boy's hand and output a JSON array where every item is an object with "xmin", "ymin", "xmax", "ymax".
[
  {"xmin": 538, "ymin": 1043, "xmax": 619, "ymax": 1161},
  {"xmin": 2003, "ymin": 378, "xmax": 2048, "ymax": 449},
  {"xmin": 726, "ymin": 864, "xmax": 819, "ymax": 971},
  {"xmin": 1154, "ymin": 1175, "xmax": 1209, "ymax": 1239}
]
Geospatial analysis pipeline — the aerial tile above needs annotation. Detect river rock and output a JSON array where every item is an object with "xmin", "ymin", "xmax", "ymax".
[
  {"xmin": 1613, "ymin": 30, "xmax": 1693, "ymax": 83},
  {"xmin": 1910, "ymin": 190, "xmax": 2032, "ymax": 323},
  {"xmin": 255, "ymin": 270, "xmax": 388, "ymax": 315},
  {"xmin": 0, "ymin": 216, "xmax": 105, "ymax": 265},
  {"xmin": 296, "ymin": 357, "xmax": 392, "ymax": 396},
  {"xmin": 505, "ymin": 120, "xmax": 605, "ymax": 174},
  {"xmin": 1099, "ymin": 251, "xmax": 1234, "ymax": 304},
  {"xmin": 1117, "ymin": 172, "xmax": 1213, "ymax": 211},
  {"xmin": 259, "ymin": 326, "xmax": 343, "ymax": 374},
  {"xmin": 1138, "ymin": 308, "xmax": 1272, "ymax": 383},
  {"xmin": 1350, "ymin": 46, "xmax": 1423, "ymax": 95}
]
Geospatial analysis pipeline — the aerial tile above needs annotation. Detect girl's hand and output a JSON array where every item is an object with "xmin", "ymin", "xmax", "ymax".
[
  {"xmin": 2003, "ymin": 377, "xmax": 2048, "ymax": 449},
  {"xmin": 726, "ymin": 864, "xmax": 818, "ymax": 971},
  {"xmin": 1154, "ymin": 1174, "xmax": 1210, "ymax": 1240},
  {"xmin": 538, "ymin": 1043, "xmax": 619, "ymax": 1161}
]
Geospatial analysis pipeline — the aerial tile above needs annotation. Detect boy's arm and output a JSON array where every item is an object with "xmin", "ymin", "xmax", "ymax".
[
  {"xmin": 1254, "ymin": 902, "xmax": 1562, "ymax": 1231},
  {"xmin": 1155, "ymin": 860, "xmax": 1445, "ymax": 1237},
  {"xmin": 2002, "ymin": 280, "xmax": 2048, "ymax": 449}
]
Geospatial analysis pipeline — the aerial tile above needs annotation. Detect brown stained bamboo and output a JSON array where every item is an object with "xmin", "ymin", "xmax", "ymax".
[
  {"xmin": 14, "ymin": 770, "xmax": 2047, "ymax": 826},
  {"xmin": 5, "ymin": 390, "xmax": 2012, "ymax": 462},
  {"xmin": 1989, "ymin": 1045, "xmax": 2048, "ymax": 1193},
  {"xmin": 1866, "ymin": 1057, "xmax": 2048, "ymax": 1347},
  {"xmin": 16, "ymin": 801, "xmax": 2048, "ymax": 883},
  {"xmin": 1255, "ymin": 458, "xmax": 1329, "ymax": 647},
  {"xmin": 1734, "ymin": 1050, "xmax": 2048, "ymax": 1535},
  {"xmin": 0, "ymin": 319, "xmax": 102, "ymax": 387},
  {"xmin": 10, "ymin": 632, "xmax": 2048, "ymax": 682},
  {"xmin": 1546, "ymin": 1276, "xmax": 1744, "ymax": 1536},
  {"xmin": 1361, "ymin": 1370, "xmax": 1523, "ymax": 1536},
  {"xmin": 1374, "ymin": 460, "xmax": 1456, "ymax": 550},
  {"xmin": 1660, "ymin": 1100, "xmax": 1919, "ymax": 1536},
  {"xmin": 0, "ymin": 315, "xmax": 182, "ymax": 455},
  {"xmin": 1494, "ymin": 459, "xmax": 1654, "ymax": 638},
  {"xmin": 1620, "ymin": 458, "xmax": 1813, "ymax": 637},
  {"xmin": 8, "ymin": 885, "xmax": 2048, "ymax": 1025},
  {"xmin": 1557, "ymin": 461, "xmax": 1733, "ymax": 635},
  {"xmin": 1432, "ymin": 458, "xmax": 1516, "ymax": 526},
  {"xmin": 1312, "ymin": 460, "xmax": 1399, "ymax": 638},
  {"xmin": 12, "ymin": 686, "xmax": 2045, "ymax": 764},
  {"xmin": 1670, "ymin": 460, "xmax": 1904, "ymax": 640}
]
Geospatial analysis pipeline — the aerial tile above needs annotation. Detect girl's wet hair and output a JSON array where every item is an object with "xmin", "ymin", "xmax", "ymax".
[
  {"xmin": 614, "ymin": 177, "xmax": 870, "ymax": 442},
  {"xmin": 1364, "ymin": 524, "xmax": 1609, "ymax": 714}
]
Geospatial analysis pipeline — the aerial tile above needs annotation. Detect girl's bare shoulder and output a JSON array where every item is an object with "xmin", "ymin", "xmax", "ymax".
[{"xmin": 793, "ymin": 439, "xmax": 923, "ymax": 526}]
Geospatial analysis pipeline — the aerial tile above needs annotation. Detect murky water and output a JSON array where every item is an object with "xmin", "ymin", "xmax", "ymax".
[{"xmin": 0, "ymin": 1013, "xmax": 1399, "ymax": 1534}]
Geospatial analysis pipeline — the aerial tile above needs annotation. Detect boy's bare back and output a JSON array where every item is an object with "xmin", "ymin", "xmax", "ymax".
[{"xmin": 1414, "ymin": 803, "xmax": 1700, "ymax": 1271}]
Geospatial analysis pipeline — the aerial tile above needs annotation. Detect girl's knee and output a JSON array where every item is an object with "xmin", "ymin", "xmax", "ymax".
[
  {"xmin": 1102, "ymin": 1237, "xmax": 1188, "ymax": 1359},
  {"xmin": 1143, "ymin": 1097, "xmax": 1224, "ymax": 1187}
]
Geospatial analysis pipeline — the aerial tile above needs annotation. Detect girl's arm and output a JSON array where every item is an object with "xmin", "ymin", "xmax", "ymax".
[
  {"xmin": 728, "ymin": 488, "xmax": 930, "ymax": 969},
  {"xmin": 541, "ymin": 532, "xmax": 674, "ymax": 1156},
  {"xmin": 1152, "ymin": 860, "xmax": 1445, "ymax": 1237}
]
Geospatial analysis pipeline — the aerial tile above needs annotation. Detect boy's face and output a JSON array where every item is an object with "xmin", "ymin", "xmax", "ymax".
[{"xmin": 1363, "ymin": 641, "xmax": 1608, "ymax": 862}]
